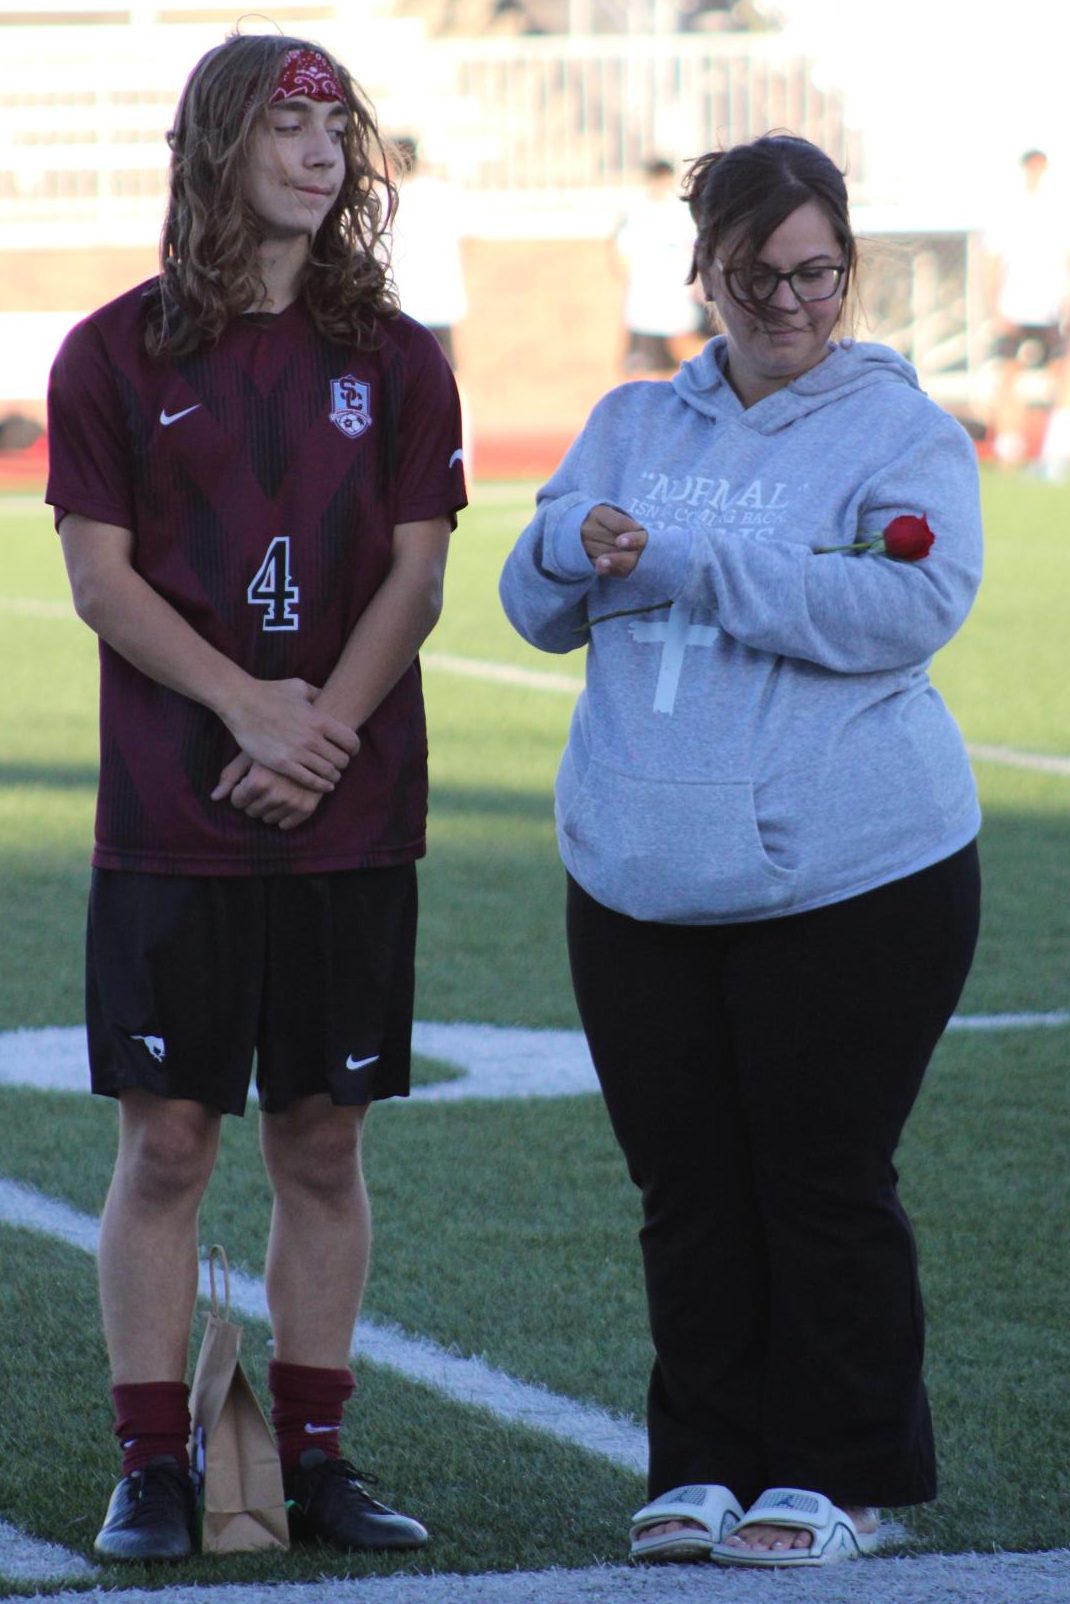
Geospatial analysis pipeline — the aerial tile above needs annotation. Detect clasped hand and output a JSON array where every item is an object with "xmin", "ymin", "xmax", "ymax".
[
  {"xmin": 212, "ymin": 677, "xmax": 359, "ymax": 831},
  {"xmin": 580, "ymin": 504, "xmax": 648, "ymax": 577}
]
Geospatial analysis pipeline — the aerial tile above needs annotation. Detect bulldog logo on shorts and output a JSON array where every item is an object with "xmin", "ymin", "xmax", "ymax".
[{"xmin": 330, "ymin": 375, "xmax": 372, "ymax": 438}]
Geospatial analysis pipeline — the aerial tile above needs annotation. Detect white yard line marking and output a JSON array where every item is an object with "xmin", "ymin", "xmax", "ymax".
[
  {"xmin": 2, "ymin": 1035, "xmax": 1068, "ymax": 1600},
  {"xmin": 15, "ymin": 1547, "xmax": 1070, "ymax": 1604},
  {"xmin": 2, "ymin": 610, "xmax": 1068, "ymax": 781},
  {"xmin": 0, "ymin": 594, "xmax": 75, "ymax": 619},
  {"xmin": 965, "ymin": 742, "xmax": 1070, "ymax": 777},
  {"xmin": 411, "ymin": 1021, "xmax": 596, "ymax": 1100},
  {"xmin": 0, "ymin": 1156, "xmax": 639, "ymax": 1585},
  {"xmin": 0, "ymin": 1170, "xmax": 645, "ymax": 1583},
  {"xmin": 0, "ymin": 1176, "xmax": 645, "ymax": 1471},
  {"xmin": 422, "ymin": 653, "xmax": 1070, "ymax": 778},
  {"xmin": 948, "ymin": 1010, "xmax": 1070, "ymax": 1031},
  {"xmin": 1, "ymin": 1016, "xmax": 1066, "ymax": 1108},
  {"xmin": 422, "ymin": 651, "xmax": 582, "ymax": 694},
  {"xmin": 7, "ymin": 1542, "xmax": 1070, "ymax": 1604},
  {"xmin": 0, "ymin": 1519, "xmax": 92, "ymax": 1583}
]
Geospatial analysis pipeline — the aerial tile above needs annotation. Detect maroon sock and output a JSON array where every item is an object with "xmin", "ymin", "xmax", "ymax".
[
  {"xmin": 111, "ymin": 1381, "xmax": 191, "ymax": 1476},
  {"xmin": 269, "ymin": 1360, "xmax": 355, "ymax": 1471}
]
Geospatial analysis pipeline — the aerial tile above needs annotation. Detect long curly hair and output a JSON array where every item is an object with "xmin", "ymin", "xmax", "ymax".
[
  {"xmin": 682, "ymin": 134, "xmax": 856, "ymax": 329},
  {"xmin": 146, "ymin": 32, "xmax": 397, "ymax": 357}
]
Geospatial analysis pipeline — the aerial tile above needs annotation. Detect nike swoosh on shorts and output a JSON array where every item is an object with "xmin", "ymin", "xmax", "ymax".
[
  {"xmin": 345, "ymin": 1053, "xmax": 379, "ymax": 1071},
  {"xmin": 159, "ymin": 404, "xmax": 201, "ymax": 426}
]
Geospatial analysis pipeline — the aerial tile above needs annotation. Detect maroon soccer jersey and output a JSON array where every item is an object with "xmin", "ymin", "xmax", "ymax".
[{"xmin": 46, "ymin": 281, "xmax": 466, "ymax": 874}]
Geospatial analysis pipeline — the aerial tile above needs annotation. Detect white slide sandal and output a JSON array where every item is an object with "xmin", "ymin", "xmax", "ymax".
[
  {"xmin": 629, "ymin": 1482, "xmax": 744, "ymax": 1562},
  {"xmin": 710, "ymin": 1486, "xmax": 881, "ymax": 1568}
]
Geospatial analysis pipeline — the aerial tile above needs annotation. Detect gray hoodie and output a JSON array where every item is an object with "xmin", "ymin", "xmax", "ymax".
[{"xmin": 499, "ymin": 336, "xmax": 982, "ymax": 924}]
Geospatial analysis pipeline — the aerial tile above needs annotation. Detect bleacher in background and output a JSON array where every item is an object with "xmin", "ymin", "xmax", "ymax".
[
  {"xmin": 0, "ymin": 2, "xmax": 989, "ymax": 475},
  {"xmin": 0, "ymin": 8, "xmax": 860, "ymax": 239}
]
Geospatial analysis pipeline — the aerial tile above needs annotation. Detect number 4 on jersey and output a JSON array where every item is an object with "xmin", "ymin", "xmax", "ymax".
[{"xmin": 247, "ymin": 536, "xmax": 299, "ymax": 631}]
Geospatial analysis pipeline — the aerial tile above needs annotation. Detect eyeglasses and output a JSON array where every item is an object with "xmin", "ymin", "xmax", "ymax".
[{"xmin": 718, "ymin": 261, "xmax": 846, "ymax": 304}]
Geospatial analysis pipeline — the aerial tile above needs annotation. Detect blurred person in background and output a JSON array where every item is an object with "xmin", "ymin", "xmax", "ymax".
[
  {"xmin": 614, "ymin": 156, "xmax": 703, "ymax": 375},
  {"xmin": 501, "ymin": 133, "xmax": 982, "ymax": 1571},
  {"xmin": 983, "ymin": 148, "xmax": 1070, "ymax": 466},
  {"xmin": 46, "ymin": 31, "xmax": 465, "ymax": 1564}
]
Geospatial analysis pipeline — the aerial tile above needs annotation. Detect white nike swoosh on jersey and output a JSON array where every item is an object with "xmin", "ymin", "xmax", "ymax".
[
  {"xmin": 345, "ymin": 1053, "xmax": 379, "ymax": 1071},
  {"xmin": 303, "ymin": 1423, "xmax": 337, "ymax": 1434},
  {"xmin": 449, "ymin": 447, "xmax": 464, "ymax": 467},
  {"xmin": 159, "ymin": 404, "xmax": 201, "ymax": 427}
]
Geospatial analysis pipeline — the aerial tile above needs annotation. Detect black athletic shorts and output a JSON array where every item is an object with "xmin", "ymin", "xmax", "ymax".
[{"xmin": 85, "ymin": 865, "xmax": 417, "ymax": 1114}]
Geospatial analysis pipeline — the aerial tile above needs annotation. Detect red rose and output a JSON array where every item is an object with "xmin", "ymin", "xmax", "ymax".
[
  {"xmin": 814, "ymin": 513, "xmax": 936, "ymax": 559},
  {"xmin": 880, "ymin": 514, "xmax": 935, "ymax": 561}
]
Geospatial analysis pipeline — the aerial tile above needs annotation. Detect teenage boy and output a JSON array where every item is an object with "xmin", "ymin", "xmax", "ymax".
[{"xmin": 46, "ymin": 32, "xmax": 466, "ymax": 1562}]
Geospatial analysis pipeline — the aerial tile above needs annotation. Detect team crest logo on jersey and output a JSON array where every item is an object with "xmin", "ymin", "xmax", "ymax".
[{"xmin": 330, "ymin": 375, "xmax": 373, "ymax": 438}]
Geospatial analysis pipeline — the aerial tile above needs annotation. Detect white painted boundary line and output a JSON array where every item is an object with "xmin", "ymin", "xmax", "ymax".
[
  {"xmin": 0, "ymin": 1173, "xmax": 644, "ymax": 1583},
  {"xmin": 0, "ymin": 1519, "xmax": 92, "ymax": 1584},
  {"xmin": 23, "ymin": 1548, "xmax": 1070, "ymax": 1604},
  {"xmin": 2, "ymin": 1015, "xmax": 1067, "ymax": 1110},
  {"xmin": 0, "ymin": 1179, "xmax": 1005, "ymax": 1601},
  {"xmin": 967, "ymin": 742, "xmax": 1070, "ymax": 777},
  {"xmin": 422, "ymin": 651, "xmax": 581, "ymax": 695},
  {"xmin": 0, "ymin": 1177, "xmax": 647, "ymax": 1477},
  {"xmin": 949, "ymin": 1010, "xmax": 1070, "ymax": 1031},
  {"xmin": 4, "ymin": 604, "xmax": 1069, "ymax": 779},
  {"xmin": 0, "ymin": 594, "xmax": 75, "ymax": 619},
  {"xmin": 4, "ymin": 1009, "xmax": 1067, "ymax": 1578},
  {"xmin": 2, "ymin": 1087, "xmax": 1069, "ymax": 1598},
  {"xmin": 0, "ymin": 1160, "xmax": 641, "ymax": 1581},
  {"xmin": 423, "ymin": 653, "xmax": 1070, "ymax": 779}
]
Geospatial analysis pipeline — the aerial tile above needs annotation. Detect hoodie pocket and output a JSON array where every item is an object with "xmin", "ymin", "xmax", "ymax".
[{"xmin": 560, "ymin": 760, "xmax": 797, "ymax": 923}]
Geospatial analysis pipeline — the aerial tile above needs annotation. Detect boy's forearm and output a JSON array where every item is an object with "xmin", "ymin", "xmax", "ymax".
[
  {"xmin": 65, "ymin": 536, "xmax": 253, "ymax": 718},
  {"xmin": 316, "ymin": 518, "xmax": 450, "ymax": 731}
]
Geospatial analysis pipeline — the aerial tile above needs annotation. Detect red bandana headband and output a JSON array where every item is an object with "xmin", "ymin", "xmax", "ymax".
[{"xmin": 267, "ymin": 48, "xmax": 345, "ymax": 105}]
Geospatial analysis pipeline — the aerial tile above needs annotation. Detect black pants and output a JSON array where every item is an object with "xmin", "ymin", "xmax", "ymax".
[{"xmin": 566, "ymin": 843, "xmax": 981, "ymax": 1512}]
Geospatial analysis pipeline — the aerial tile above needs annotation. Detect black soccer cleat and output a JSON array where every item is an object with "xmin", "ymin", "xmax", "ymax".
[
  {"xmin": 93, "ymin": 1454, "xmax": 195, "ymax": 1562},
  {"xmin": 283, "ymin": 1448, "xmax": 428, "ymax": 1551}
]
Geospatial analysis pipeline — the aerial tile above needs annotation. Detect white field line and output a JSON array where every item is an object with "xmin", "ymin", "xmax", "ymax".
[
  {"xmin": 948, "ymin": 1010, "xmax": 1070, "ymax": 1031},
  {"xmin": 0, "ymin": 594, "xmax": 75, "ymax": 619},
  {"xmin": 966, "ymin": 742, "xmax": 1070, "ymax": 777},
  {"xmin": 2, "ymin": 1003, "xmax": 1066, "ymax": 1580},
  {"xmin": 1, "ymin": 1029, "xmax": 1067, "ymax": 1600},
  {"xmin": 0, "ymin": 1199, "xmax": 1065, "ymax": 1604},
  {"xmin": 1, "ymin": 1015, "xmax": 1067, "ymax": 1109},
  {"xmin": 0, "ymin": 1175, "xmax": 647, "ymax": 1468},
  {"xmin": 422, "ymin": 651, "xmax": 582, "ymax": 694},
  {"xmin": 19, "ymin": 1549, "xmax": 1070, "ymax": 1604},
  {"xmin": 0, "ymin": 1519, "xmax": 93, "ymax": 1584},
  {"xmin": 2, "ymin": 603, "xmax": 1068, "ymax": 780},
  {"xmin": 0, "ymin": 1171, "xmax": 644, "ymax": 1584},
  {"xmin": 423, "ymin": 654, "xmax": 1070, "ymax": 777}
]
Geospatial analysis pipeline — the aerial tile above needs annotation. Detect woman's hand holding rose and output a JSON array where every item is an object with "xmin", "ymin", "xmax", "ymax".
[{"xmin": 580, "ymin": 504, "xmax": 648, "ymax": 578}]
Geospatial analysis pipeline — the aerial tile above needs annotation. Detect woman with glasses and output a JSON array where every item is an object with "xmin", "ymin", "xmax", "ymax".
[{"xmin": 500, "ymin": 135, "xmax": 982, "ymax": 1569}]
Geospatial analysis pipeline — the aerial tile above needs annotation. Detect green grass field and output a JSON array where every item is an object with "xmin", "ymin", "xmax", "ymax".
[{"xmin": 0, "ymin": 473, "xmax": 1068, "ymax": 1591}]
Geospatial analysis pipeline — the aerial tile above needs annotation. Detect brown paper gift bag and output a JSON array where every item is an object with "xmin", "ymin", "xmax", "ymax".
[{"xmin": 188, "ymin": 1244, "xmax": 290, "ymax": 1553}]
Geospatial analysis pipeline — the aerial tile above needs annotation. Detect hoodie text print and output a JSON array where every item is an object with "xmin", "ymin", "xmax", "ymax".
[{"xmin": 499, "ymin": 337, "xmax": 983, "ymax": 924}]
